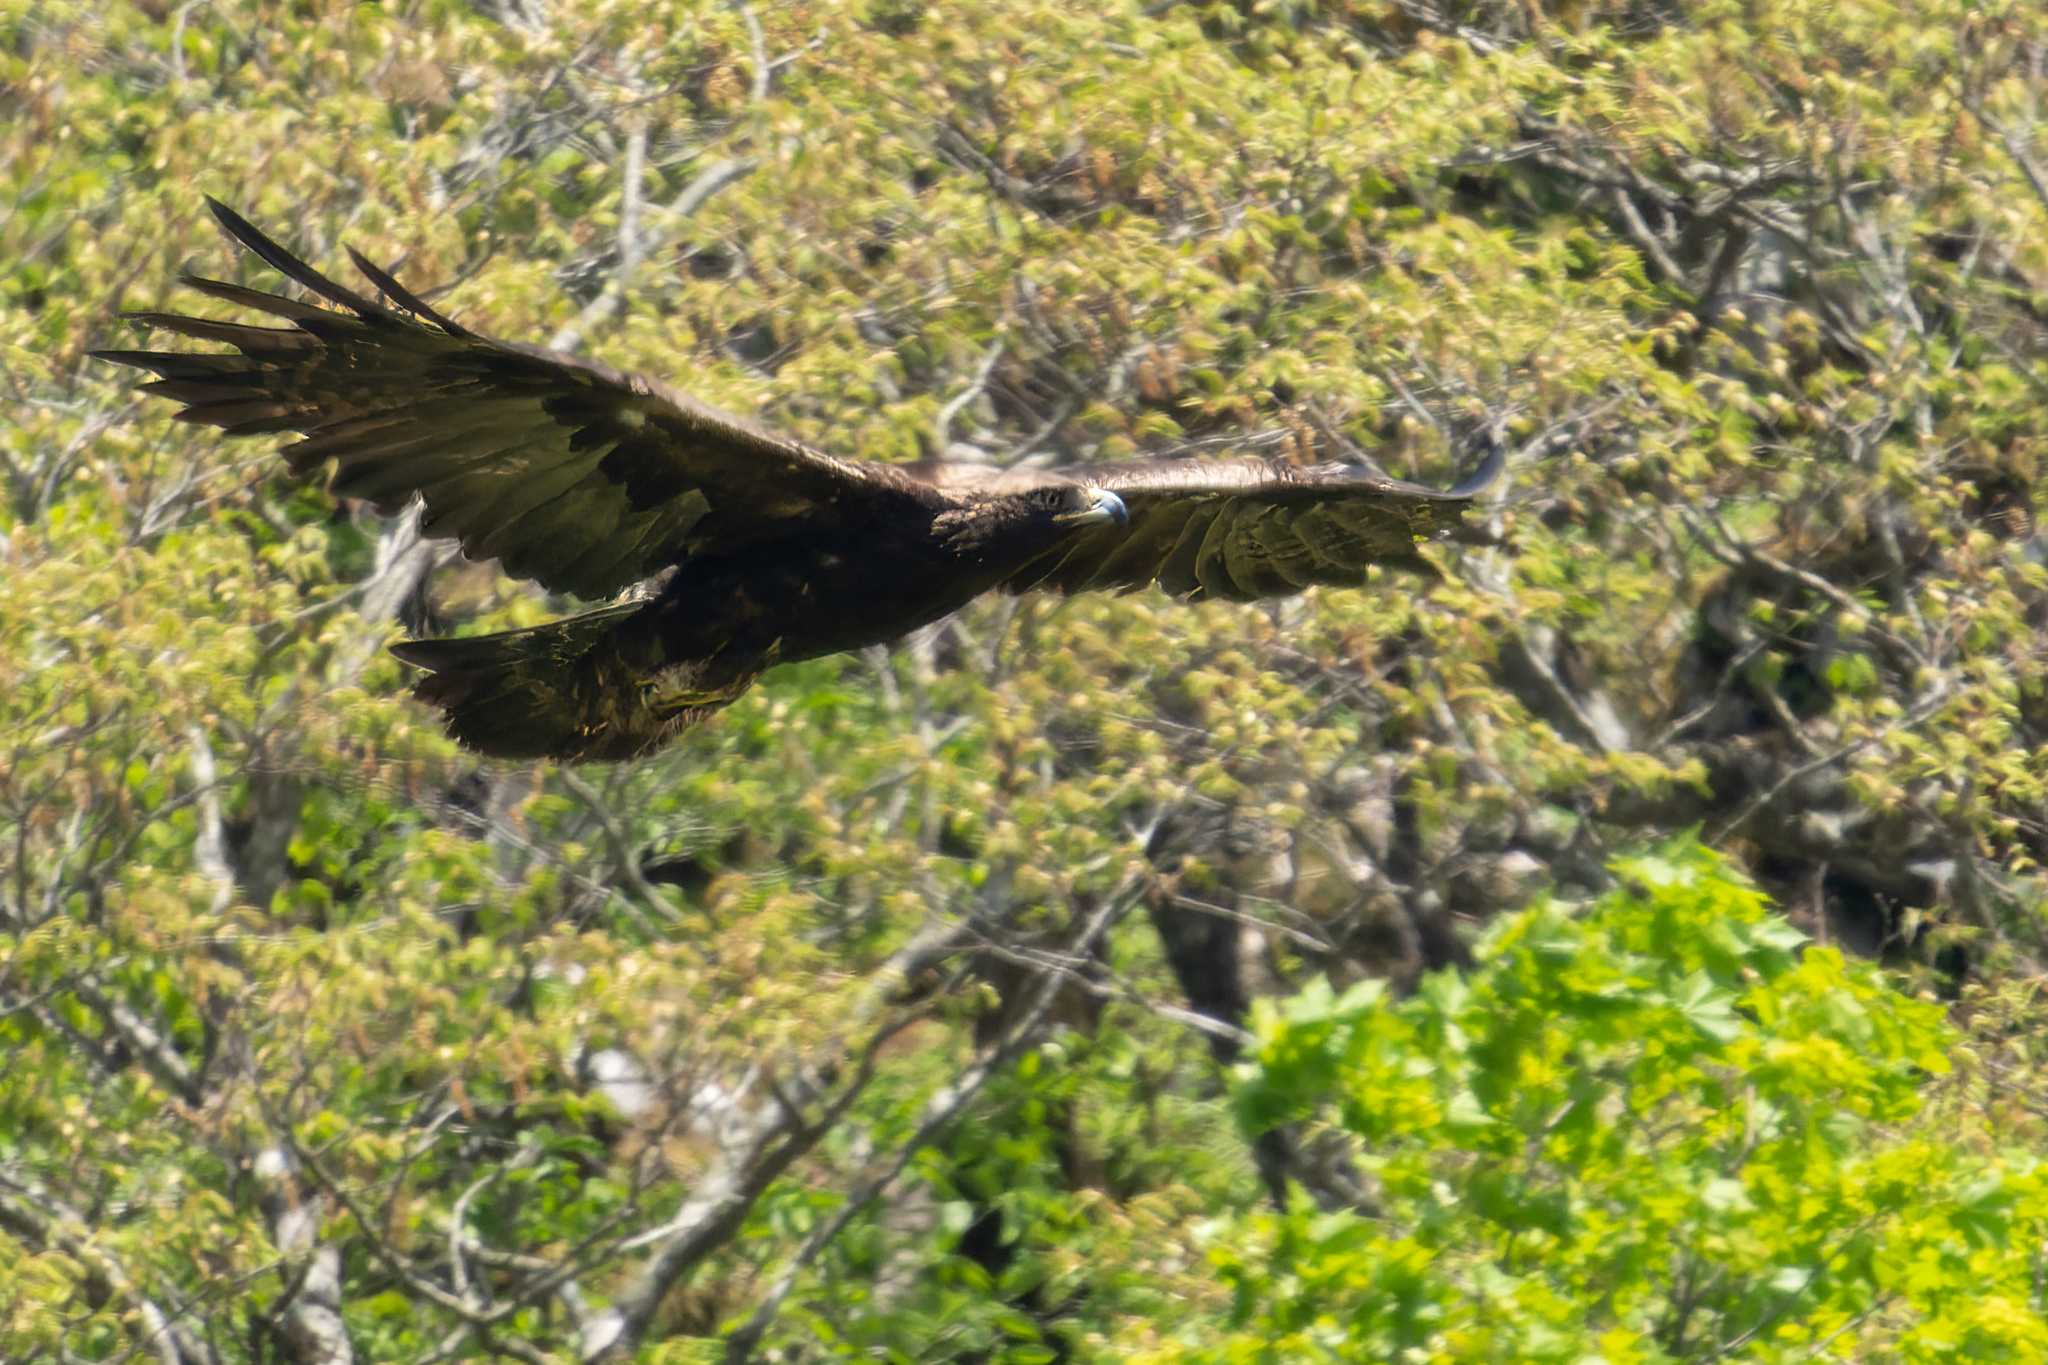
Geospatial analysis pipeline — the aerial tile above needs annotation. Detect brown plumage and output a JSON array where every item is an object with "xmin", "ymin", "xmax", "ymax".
[{"xmin": 93, "ymin": 199, "xmax": 1498, "ymax": 762}]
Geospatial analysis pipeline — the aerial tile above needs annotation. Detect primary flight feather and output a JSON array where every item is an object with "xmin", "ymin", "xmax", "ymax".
[{"xmin": 94, "ymin": 199, "xmax": 1496, "ymax": 762}]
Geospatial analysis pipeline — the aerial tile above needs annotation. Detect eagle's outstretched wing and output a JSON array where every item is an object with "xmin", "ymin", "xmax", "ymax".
[
  {"xmin": 91, "ymin": 198, "xmax": 935, "ymax": 600},
  {"xmin": 914, "ymin": 444, "xmax": 1499, "ymax": 603}
]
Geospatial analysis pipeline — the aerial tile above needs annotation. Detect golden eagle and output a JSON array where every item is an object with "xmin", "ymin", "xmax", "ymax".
[{"xmin": 94, "ymin": 200, "xmax": 1497, "ymax": 761}]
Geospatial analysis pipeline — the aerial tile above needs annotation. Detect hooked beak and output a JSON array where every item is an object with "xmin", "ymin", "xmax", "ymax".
[{"xmin": 1056, "ymin": 487, "xmax": 1129, "ymax": 529}]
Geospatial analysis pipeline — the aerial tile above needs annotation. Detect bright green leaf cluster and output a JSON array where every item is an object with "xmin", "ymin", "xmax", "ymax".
[{"xmin": 1197, "ymin": 843, "xmax": 2045, "ymax": 1362}]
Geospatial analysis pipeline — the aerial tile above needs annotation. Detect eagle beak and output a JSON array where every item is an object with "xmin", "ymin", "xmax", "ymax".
[{"xmin": 1058, "ymin": 488, "xmax": 1128, "ymax": 529}]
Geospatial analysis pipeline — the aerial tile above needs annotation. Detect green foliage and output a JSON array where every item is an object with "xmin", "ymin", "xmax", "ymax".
[
  {"xmin": 1198, "ymin": 844, "xmax": 2048, "ymax": 1362},
  {"xmin": 7, "ymin": 0, "xmax": 2048, "ymax": 1357}
]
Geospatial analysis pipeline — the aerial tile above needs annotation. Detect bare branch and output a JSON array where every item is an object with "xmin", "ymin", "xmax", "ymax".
[
  {"xmin": 662, "ymin": 154, "xmax": 761, "ymax": 224},
  {"xmin": 336, "ymin": 508, "xmax": 439, "ymax": 684},
  {"xmin": 1706, "ymin": 683, "xmax": 1955, "ymax": 844},
  {"xmin": 68, "ymin": 977, "xmax": 202, "ymax": 1105},
  {"xmin": 251, "ymin": 1145, "xmax": 356, "ymax": 1365},
  {"xmin": 721, "ymin": 881, "xmax": 1140, "ymax": 1362},
  {"xmin": 185, "ymin": 724, "xmax": 234, "ymax": 915},
  {"xmin": 579, "ymin": 917, "xmax": 978, "ymax": 1361},
  {"xmin": 1964, "ymin": 94, "xmax": 2048, "ymax": 218},
  {"xmin": 551, "ymin": 155, "xmax": 759, "ymax": 354},
  {"xmin": 558, "ymin": 769, "xmax": 679, "ymax": 919},
  {"xmin": 934, "ymin": 334, "xmax": 1006, "ymax": 449},
  {"xmin": 732, "ymin": 0, "xmax": 771, "ymax": 106}
]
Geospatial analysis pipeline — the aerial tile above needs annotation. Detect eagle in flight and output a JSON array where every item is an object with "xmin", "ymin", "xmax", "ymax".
[{"xmin": 95, "ymin": 200, "xmax": 1497, "ymax": 762}]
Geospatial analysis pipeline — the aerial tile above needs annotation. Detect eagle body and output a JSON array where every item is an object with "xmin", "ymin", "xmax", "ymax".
[
  {"xmin": 96, "ymin": 201, "xmax": 1496, "ymax": 762},
  {"xmin": 445, "ymin": 500, "xmax": 1104, "ymax": 760}
]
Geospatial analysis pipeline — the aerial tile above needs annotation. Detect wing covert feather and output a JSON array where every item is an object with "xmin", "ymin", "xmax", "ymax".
[{"xmin": 1004, "ymin": 445, "xmax": 1494, "ymax": 601}]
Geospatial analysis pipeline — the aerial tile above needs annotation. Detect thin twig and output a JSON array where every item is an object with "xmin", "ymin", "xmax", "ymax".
[{"xmin": 550, "ymin": 155, "xmax": 758, "ymax": 353}]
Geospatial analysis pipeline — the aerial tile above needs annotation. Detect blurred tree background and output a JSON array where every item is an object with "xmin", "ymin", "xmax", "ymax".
[{"xmin": 6, "ymin": 0, "xmax": 2048, "ymax": 1359}]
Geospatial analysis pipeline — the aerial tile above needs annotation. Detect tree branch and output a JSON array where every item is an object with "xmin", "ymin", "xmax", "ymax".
[
  {"xmin": 579, "ymin": 916, "xmax": 979, "ymax": 1361},
  {"xmin": 721, "ymin": 879, "xmax": 1139, "ymax": 1362},
  {"xmin": 550, "ymin": 153, "xmax": 759, "ymax": 354}
]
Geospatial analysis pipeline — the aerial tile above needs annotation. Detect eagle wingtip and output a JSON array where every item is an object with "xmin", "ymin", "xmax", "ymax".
[
  {"xmin": 344, "ymin": 244, "xmax": 472, "ymax": 338},
  {"xmin": 198, "ymin": 196, "xmax": 391, "ymax": 321},
  {"xmin": 203, "ymin": 195, "xmax": 257, "ymax": 243}
]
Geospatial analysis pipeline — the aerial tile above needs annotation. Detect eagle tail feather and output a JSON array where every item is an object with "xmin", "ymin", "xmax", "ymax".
[{"xmin": 391, "ymin": 603, "xmax": 710, "ymax": 762}]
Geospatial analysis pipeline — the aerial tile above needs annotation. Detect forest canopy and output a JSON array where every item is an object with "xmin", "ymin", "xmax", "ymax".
[{"xmin": 5, "ymin": 0, "xmax": 2048, "ymax": 1359}]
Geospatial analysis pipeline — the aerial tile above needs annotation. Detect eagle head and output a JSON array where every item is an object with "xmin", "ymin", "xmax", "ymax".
[
  {"xmin": 936, "ymin": 482, "xmax": 1130, "ymax": 561},
  {"xmin": 1049, "ymin": 484, "xmax": 1129, "ymax": 529}
]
